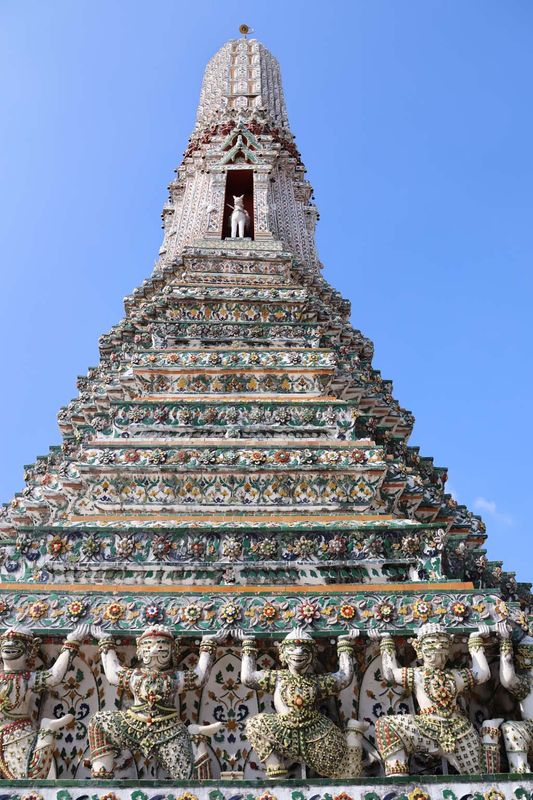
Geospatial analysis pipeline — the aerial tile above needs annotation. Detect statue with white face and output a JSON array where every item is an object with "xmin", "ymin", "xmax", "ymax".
[
  {"xmin": 0, "ymin": 623, "xmax": 89, "ymax": 779},
  {"xmin": 137, "ymin": 630, "xmax": 174, "ymax": 669},
  {"xmin": 372, "ymin": 623, "xmax": 498, "ymax": 776},
  {"xmin": 235, "ymin": 627, "xmax": 366, "ymax": 779},
  {"xmin": 89, "ymin": 624, "xmax": 223, "ymax": 779}
]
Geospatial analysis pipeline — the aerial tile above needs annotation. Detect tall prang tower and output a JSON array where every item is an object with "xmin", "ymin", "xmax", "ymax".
[{"xmin": 1, "ymin": 31, "xmax": 532, "ymax": 799}]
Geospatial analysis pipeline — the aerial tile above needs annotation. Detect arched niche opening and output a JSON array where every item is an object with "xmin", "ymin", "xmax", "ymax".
[{"xmin": 222, "ymin": 168, "xmax": 254, "ymax": 240}]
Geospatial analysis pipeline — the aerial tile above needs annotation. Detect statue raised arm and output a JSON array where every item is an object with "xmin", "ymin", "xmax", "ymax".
[
  {"xmin": 374, "ymin": 623, "xmax": 494, "ymax": 776},
  {"xmin": 88, "ymin": 624, "xmax": 223, "ymax": 779},
  {"xmin": 235, "ymin": 627, "xmax": 364, "ymax": 779},
  {"xmin": 0, "ymin": 623, "xmax": 88, "ymax": 779}
]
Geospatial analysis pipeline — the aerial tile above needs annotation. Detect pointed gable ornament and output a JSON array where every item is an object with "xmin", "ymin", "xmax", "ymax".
[{"xmin": 219, "ymin": 122, "xmax": 261, "ymax": 165}]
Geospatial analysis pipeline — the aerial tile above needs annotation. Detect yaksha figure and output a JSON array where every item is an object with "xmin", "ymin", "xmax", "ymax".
[
  {"xmin": 373, "ymin": 623, "xmax": 496, "ymax": 775},
  {"xmin": 498, "ymin": 622, "xmax": 533, "ymax": 773},
  {"xmin": 0, "ymin": 623, "xmax": 89, "ymax": 779},
  {"xmin": 237, "ymin": 628, "xmax": 366, "ymax": 779},
  {"xmin": 89, "ymin": 625, "xmax": 222, "ymax": 779}
]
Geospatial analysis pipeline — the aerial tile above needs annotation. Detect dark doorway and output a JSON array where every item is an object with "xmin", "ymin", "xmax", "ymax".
[{"xmin": 222, "ymin": 169, "xmax": 254, "ymax": 240}]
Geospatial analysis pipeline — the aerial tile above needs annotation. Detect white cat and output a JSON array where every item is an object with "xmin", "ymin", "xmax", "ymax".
[{"xmin": 229, "ymin": 194, "xmax": 250, "ymax": 238}]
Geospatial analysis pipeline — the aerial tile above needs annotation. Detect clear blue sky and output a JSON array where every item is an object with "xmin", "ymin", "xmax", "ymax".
[{"xmin": 1, "ymin": 1, "xmax": 532, "ymax": 582}]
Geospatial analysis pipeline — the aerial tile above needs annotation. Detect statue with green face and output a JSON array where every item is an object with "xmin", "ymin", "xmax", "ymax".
[{"xmin": 236, "ymin": 627, "xmax": 365, "ymax": 779}]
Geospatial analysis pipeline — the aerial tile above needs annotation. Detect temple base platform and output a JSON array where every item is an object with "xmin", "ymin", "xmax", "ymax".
[{"xmin": 2, "ymin": 776, "xmax": 533, "ymax": 800}]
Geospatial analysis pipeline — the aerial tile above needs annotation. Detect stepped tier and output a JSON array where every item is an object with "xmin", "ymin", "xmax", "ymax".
[
  {"xmin": 3, "ymin": 515, "xmax": 448, "ymax": 585},
  {"xmin": 104, "ymin": 398, "xmax": 360, "ymax": 439},
  {"xmin": 66, "ymin": 395, "xmax": 408, "ymax": 442},
  {"xmin": 132, "ymin": 367, "xmax": 335, "ymax": 396}
]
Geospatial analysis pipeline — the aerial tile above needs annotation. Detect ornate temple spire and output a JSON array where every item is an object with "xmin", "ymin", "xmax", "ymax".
[
  {"xmin": 0, "ymin": 32, "xmax": 526, "ymax": 614},
  {"xmin": 156, "ymin": 35, "xmax": 319, "ymax": 272},
  {"xmin": 0, "ymin": 29, "xmax": 531, "ymax": 788}
]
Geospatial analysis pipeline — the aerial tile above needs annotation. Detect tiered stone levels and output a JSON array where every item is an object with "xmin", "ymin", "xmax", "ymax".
[{"xmin": 1, "ymin": 243, "xmax": 525, "ymax": 606}]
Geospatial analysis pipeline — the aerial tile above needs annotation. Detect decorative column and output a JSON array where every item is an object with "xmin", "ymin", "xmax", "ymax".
[
  {"xmin": 204, "ymin": 168, "xmax": 226, "ymax": 239},
  {"xmin": 253, "ymin": 167, "xmax": 274, "ymax": 240}
]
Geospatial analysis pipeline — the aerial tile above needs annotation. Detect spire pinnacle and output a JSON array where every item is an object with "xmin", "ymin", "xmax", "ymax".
[{"xmin": 194, "ymin": 37, "xmax": 290, "ymax": 134}]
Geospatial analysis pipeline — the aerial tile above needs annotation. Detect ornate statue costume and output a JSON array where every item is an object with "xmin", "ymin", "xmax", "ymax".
[
  {"xmin": 0, "ymin": 624, "xmax": 88, "ymax": 779},
  {"xmin": 237, "ymin": 628, "xmax": 365, "ymax": 778},
  {"xmin": 498, "ymin": 623, "xmax": 533, "ymax": 773},
  {"xmin": 373, "ymin": 623, "xmax": 495, "ymax": 775},
  {"xmin": 89, "ymin": 625, "xmax": 221, "ymax": 779}
]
